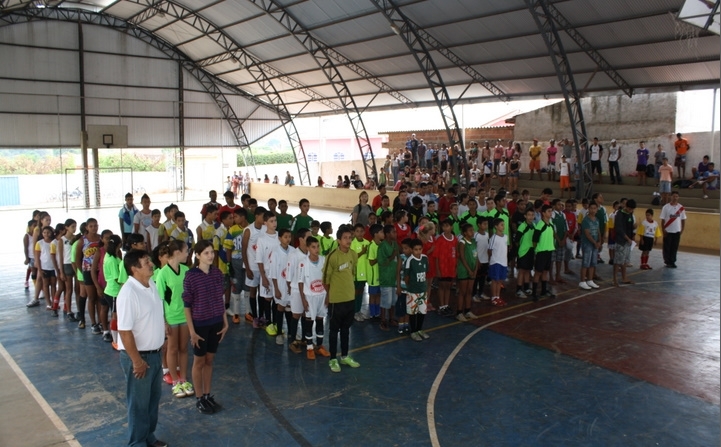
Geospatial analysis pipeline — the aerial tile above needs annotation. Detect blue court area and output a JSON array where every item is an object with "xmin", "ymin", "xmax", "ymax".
[{"xmin": 0, "ymin": 206, "xmax": 718, "ymax": 447}]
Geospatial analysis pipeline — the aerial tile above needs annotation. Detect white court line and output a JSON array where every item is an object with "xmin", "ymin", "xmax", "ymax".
[
  {"xmin": 425, "ymin": 279, "xmax": 703, "ymax": 447},
  {"xmin": 0, "ymin": 341, "xmax": 82, "ymax": 447}
]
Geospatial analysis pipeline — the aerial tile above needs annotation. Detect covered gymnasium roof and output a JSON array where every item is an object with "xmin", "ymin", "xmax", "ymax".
[{"xmin": 1, "ymin": 0, "xmax": 718, "ymax": 119}]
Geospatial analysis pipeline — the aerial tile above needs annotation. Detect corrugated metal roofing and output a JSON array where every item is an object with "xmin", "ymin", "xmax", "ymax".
[{"xmin": 1, "ymin": 0, "xmax": 719, "ymax": 120}]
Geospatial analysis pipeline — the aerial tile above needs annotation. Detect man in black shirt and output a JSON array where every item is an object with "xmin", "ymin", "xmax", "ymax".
[{"xmin": 612, "ymin": 199, "xmax": 637, "ymax": 286}]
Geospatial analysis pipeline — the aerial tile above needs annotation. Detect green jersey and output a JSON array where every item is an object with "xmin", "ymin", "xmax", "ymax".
[
  {"xmin": 516, "ymin": 221, "xmax": 536, "ymax": 258},
  {"xmin": 319, "ymin": 235, "xmax": 338, "ymax": 256},
  {"xmin": 456, "ymin": 237, "xmax": 478, "ymax": 279},
  {"xmin": 350, "ymin": 238, "xmax": 370, "ymax": 281},
  {"xmin": 378, "ymin": 240, "xmax": 399, "ymax": 287},
  {"xmin": 376, "ymin": 206, "xmax": 392, "ymax": 216},
  {"xmin": 155, "ymin": 263, "xmax": 189, "ymax": 325},
  {"xmin": 460, "ymin": 211, "xmax": 482, "ymax": 231},
  {"xmin": 276, "ymin": 213, "xmax": 293, "ymax": 231},
  {"xmin": 291, "ymin": 214, "xmax": 313, "ymax": 235},
  {"xmin": 403, "ymin": 254, "xmax": 428, "ymax": 294},
  {"xmin": 551, "ymin": 210, "xmax": 568, "ymax": 246},
  {"xmin": 448, "ymin": 215, "xmax": 462, "ymax": 235},
  {"xmin": 426, "ymin": 212, "xmax": 440, "ymax": 232},
  {"xmin": 533, "ymin": 220, "xmax": 556, "ymax": 252},
  {"xmin": 103, "ymin": 254, "xmax": 122, "ymax": 298},
  {"xmin": 322, "ymin": 248, "xmax": 357, "ymax": 304},
  {"xmin": 367, "ymin": 240, "xmax": 380, "ymax": 287},
  {"xmin": 71, "ymin": 239, "xmax": 82, "ymax": 281},
  {"xmin": 487, "ymin": 208, "xmax": 510, "ymax": 244}
]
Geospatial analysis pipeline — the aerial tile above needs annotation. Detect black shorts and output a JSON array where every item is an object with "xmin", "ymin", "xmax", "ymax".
[
  {"xmin": 42, "ymin": 269, "xmax": 56, "ymax": 279},
  {"xmin": 639, "ymin": 236, "xmax": 654, "ymax": 252},
  {"xmin": 193, "ymin": 321, "xmax": 224, "ymax": 357},
  {"xmin": 517, "ymin": 250, "xmax": 535, "ymax": 271},
  {"xmin": 534, "ymin": 250, "xmax": 553, "ymax": 272},
  {"xmin": 82, "ymin": 271, "xmax": 94, "ymax": 286},
  {"xmin": 636, "ymin": 164, "xmax": 647, "ymax": 173},
  {"xmin": 475, "ymin": 263, "xmax": 489, "ymax": 278},
  {"xmin": 100, "ymin": 293, "xmax": 114, "ymax": 308},
  {"xmin": 591, "ymin": 160, "xmax": 602, "ymax": 174}
]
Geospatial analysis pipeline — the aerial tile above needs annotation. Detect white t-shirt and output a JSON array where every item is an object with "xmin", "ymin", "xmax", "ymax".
[
  {"xmin": 286, "ymin": 249, "xmax": 308, "ymax": 291},
  {"xmin": 145, "ymin": 225, "xmax": 160, "ymax": 251},
  {"xmin": 498, "ymin": 161, "xmax": 508, "ymax": 176},
  {"xmin": 474, "ymin": 232, "xmax": 490, "ymax": 264},
  {"xmin": 560, "ymin": 162, "xmax": 570, "ymax": 176},
  {"xmin": 470, "ymin": 169, "xmax": 481, "ymax": 183},
  {"xmin": 243, "ymin": 223, "xmax": 264, "ymax": 272},
  {"xmin": 660, "ymin": 203, "xmax": 686, "ymax": 234},
  {"xmin": 61, "ymin": 236, "xmax": 73, "ymax": 265},
  {"xmin": 590, "ymin": 144, "xmax": 601, "ymax": 161},
  {"xmin": 608, "ymin": 145, "xmax": 620, "ymax": 162},
  {"xmin": 298, "ymin": 255, "xmax": 326, "ymax": 299},
  {"xmin": 116, "ymin": 276, "xmax": 165, "ymax": 351},
  {"xmin": 255, "ymin": 231, "xmax": 279, "ymax": 272},
  {"xmin": 488, "ymin": 234, "xmax": 508, "ymax": 267},
  {"xmin": 35, "ymin": 239, "xmax": 56, "ymax": 271},
  {"xmin": 133, "ymin": 210, "xmax": 153, "ymax": 236},
  {"xmin": 271, "ymin": 244, "xmax": 295, "ymax": 291}
]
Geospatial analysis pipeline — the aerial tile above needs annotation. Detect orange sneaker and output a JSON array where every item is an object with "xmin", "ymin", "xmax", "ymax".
[
  {"xmin": 306, "ymin": 348, "xmax": 316, "ymax": 360},
  {"xmin": 245, "ymin": 313, "xmax": 254, "ymax": 323},
  {"xmin": 315, "ymin": 345, "xmax": 331, "ymax": 357},
  {"xmin": 232, "ymin": 314, "xmax": 240, "ymax": 324}
]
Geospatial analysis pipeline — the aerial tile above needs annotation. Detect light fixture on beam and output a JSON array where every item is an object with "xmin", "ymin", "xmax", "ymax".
[{"xmin": 390, "ymin": 23, "xmax": 401, "ymax": 35}]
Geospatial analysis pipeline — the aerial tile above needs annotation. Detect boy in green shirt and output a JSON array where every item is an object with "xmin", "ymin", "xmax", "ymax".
[
  {"xmin": 404, "ymin": 239, "xmax": 430, "ymax": 341},
  {"xmin": 291, "ymin": 198, "xmax": 313, "ymax": 239},
  {"xmin": 531, "ymin": 204, "xmax": 556, "ymax": 301},
  {"xmin": 515, "ymin": 207, "xmax": 536, "ymax": 298},
  {"xmin": 276, "ymin": 200, "xmax": 293, "ymax": 231},
  {"xmin": 350, "ymin": 224, "xmax": 370, "ymax": 321},
  {"xmin": 319, "ymin": 222, "xmax": 338, "ymax": 256},
  {"xmin": 366, "ymin": 224, "xmax": 383, "ymax": 320}
]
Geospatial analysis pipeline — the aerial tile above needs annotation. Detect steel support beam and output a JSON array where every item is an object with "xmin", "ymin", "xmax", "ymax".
[
  {"xmin": 370, "ymin": 0, "xmax": 469, "ymax": 182},
  {"xmin": 123, "ymin": 0, "xmax": 313, "ymax": 185},
  {"xmin": 178, "ymin": 60, "xmax": 185, "ymax": 200},
  {"xmin": 248, "ymin": 0, "xmax": 379, "ymax": 182},
  {"xmin": 544, "ymin": 2, "xmax": 633, "ymax": 97},
  {"xmin": 526, "ymin": 0, "xmax": 592, "ymax": 199},
  {"xmin": 0, "ymin": 7, "xmax": 286, "ymax": 183}
]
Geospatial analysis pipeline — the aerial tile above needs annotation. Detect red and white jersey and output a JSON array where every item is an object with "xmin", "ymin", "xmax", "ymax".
[
  {"xmin": 243, "ymin": 223, "xmax": 265, "ymax": 271},
  {"xmin": 270, "ymin": 244, "xmax": 296, "ymax": 285},
  {"xmin": 286, "ymin": 248, "xmax": 308, "ymax": 291},
  {"xmin": 254, "ymin": 230, "xmax": 277, "ymax": 270},
  {"xmin": 298, "ymin": 255, "xmax": 326, "ymax": 298}
]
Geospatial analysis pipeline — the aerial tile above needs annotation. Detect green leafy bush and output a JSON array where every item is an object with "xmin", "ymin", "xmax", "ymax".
[{"xmin": 238, "ymin": 151, "xmax": 295, "ymax": 166}]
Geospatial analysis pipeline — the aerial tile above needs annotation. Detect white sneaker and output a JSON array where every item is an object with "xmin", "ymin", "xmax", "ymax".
[
  {"xmin": 276, "ymin": 334, "xmax": 285, "ymax": 345},
  {"xmin": 354, "ymin": 312, "xmax": 364, "ymax": 322},
  {"xmin": 472, "ymin": 295, "xmax": 482, "ymax": 303},
  {"xmin": 456, "ymin": 313, "xmax": 468, "ymax": 322},
  {"xmin": 579, "ymin": 281, "xmax": 592, "ymax": 290},
  {"xmin": 481, "ymin": 294, "xmax": 491, "ymax": 300},
  {"xmin": 703, "ymin": 194, "xmax": 708, "ymax": 199},
  {"xmin": 516, "ymin": 290, "xmax": 527, "ymax": 298},
  {"xmin": 586, "ymin": 280, "xmax": 600, "ymax": 289},
  {"xmin": 465, "ymin": 311, "xmax": 477, "ymax": 320}
]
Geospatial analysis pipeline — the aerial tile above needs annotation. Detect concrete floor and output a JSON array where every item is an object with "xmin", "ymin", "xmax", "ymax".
[{"xmin": 1, "ymin": 202, "xmax": 718, "ymax": 446}]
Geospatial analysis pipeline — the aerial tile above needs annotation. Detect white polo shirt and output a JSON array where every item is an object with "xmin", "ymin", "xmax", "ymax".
[{"xmin": 116, "ymin": 276, "xmax": 165, "ymax": 352}]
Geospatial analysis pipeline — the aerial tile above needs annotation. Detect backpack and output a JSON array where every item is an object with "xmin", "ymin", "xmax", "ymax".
[
  {"xmin": 645, "ymin": 164, "xmax": 655, "ymax": 178},
  {"xmin": 651, "ymin": 196, "xmax": 661, "ymax": 206}
]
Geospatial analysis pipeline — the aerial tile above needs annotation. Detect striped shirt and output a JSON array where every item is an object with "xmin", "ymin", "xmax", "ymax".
[{"xmin": 182, "ymin": 266, "xmax": 225, "ymax": 327}]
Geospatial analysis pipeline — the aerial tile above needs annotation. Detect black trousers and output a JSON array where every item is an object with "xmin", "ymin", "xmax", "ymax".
[
  {"xmin": 328, "ymin": 301, "xmax": 354, "ymax": 358},
  {"xmin": 662, "ymin": 232, "xmax": 681, "ymax": 265}
]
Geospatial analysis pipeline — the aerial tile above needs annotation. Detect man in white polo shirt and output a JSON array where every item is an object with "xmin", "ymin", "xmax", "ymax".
[
  {"xmin": 660, "ymin": 191, "xmax": 686, "ymax": 269},
  {"xmin": 117, "ymin": 250, "xmax": 167, "ymax": 447}
]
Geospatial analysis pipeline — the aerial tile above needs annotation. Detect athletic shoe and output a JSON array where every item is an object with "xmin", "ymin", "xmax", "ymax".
[
  {"xmin": 465, "ymin": 311, "xmax": 478, "ymax": 320},
  {"xmin": 46, "ymin": 305, "xmax": 52, "ymax": 310},
  {"xmin": 252, "ymin": 318, "xmax": 261, "ymax": 329},
  {"xmin": 24, "ymin": 281, "xmax": 29, "ymax": 289},
  {"xmin": 289, "ymin": 340, "xmax": 302, "ymax": 354},
  {"xmin": 204, "ymin": 395, "xmax": 221, "ymax": 411},
  {"xmin": 482, "ymin": 293, "xmax": 492, "ymax": 300},
  {"xmin": 102, "ymin": 332, "xmax": 112, "ymax": 342},
  {"xmin": 51, "ymin": 309, "xmax": 58, "ymax": 318},
  {"xmin": 516, "ymin": 290, "xmax": 528, "ymax": 298},
  {"xmin": 65, "ymin": 312, "xmax": 77, "ymax": 322},
  {"xmin": 306, "ymin": 347, "xmax": 316, "ymax": 360},
  {"xmin": 354, "ymin": 312, "xmax": 364, "ymax": 322},
  {"xmin": 491, "ymin": 297, "xmax": 507, "ymax": 307},
  {"xmin": 196, "ymin": 397, "xmax": 214, "ymax": 414},
  {"xmin": 245, "ymin": 313, "xmax": 254, "ymax": 323},
  {"xmin": 524, "ymin": 289, "xmax": 532, "ymax": 296},
  {"xmin": 597, "ymin": 258, "xmax": 605, "ymax": 264},
  {"xmin": 26, "ymin": 299, "xmax": 40, "ymax": 308},
  {"xmin": 77, "ymin": 320, "xmax": 85, "ymax": 329},
  {"xmin": 340, "ymin": 356, "xmax": 360, "ymax": 368},
  {"xmin": 329, "ymin": 359, "xmax": 341, "ymax": 373},
  {"xmin": 703, "ymin": 194, "xmax": 708, "ymax": 199},
  {"xmin": 444, "ymin": 306, "xmax": 456, "ymax": 317},
  {"xmin": 579, "ymin": 281, "xmax": 591, "ymax": 290},
  {"xmin": 540, "ymin": 291, "xmax": 556, "ymax": 299},
  {"xmin": 276, "ymin": 334, "xmax": 285, "ymax": 345},
  {"xmin": 232, "ymin": 315, "xmax": 240, "ymax": 324},
  {"xmin": 172, "ymin": 383, "xmax": 186, "ymax": 398},
  {"xmin": 410, "ymin": 332, "xmax": 422, "ymax": 342},
  {"xmin": 163, "ymin": 373, "xmax": 173, "ymax": 385},
  {"xmin": 472, "ymin": 295, "xmax": 482, "ymax": 303},
  {"xmin": 91, "ymin": 324, "xmax": 102, "ymax": 335},
  {"xmin": 181, "ymin": 381, "xmax": 195, "ymax": 397},
  {"xmin": 456, "ymin": 313, "xmax": 468, "ymax": 322},
  {"xmin": 315, "ymin": 345, "xmax": 331, "ymax": 357},
  {"xmin": 418, "ymin": 330, "xmax": 430, "ymax": 340},
  {"xmin": 586, "ymin": 280, "xmax": 600, "ymax": 289},
  {"xmin": 265, "ymin": 323, "xmax": 278, "ymax": 336},
  {"xmin": 258, "ymin": 317, "xmax": 268, "ymax": 329}
]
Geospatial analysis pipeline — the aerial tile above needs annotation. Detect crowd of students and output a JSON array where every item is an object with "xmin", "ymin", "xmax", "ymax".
[{"xmin": 22, "ymin": 179, "xmax": 682, "ymax": 411}]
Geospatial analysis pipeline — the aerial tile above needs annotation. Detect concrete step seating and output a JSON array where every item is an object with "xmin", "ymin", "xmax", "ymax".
[{"xmin": 507, "ymin": 179, "xmax": 719, "ymax": 213}]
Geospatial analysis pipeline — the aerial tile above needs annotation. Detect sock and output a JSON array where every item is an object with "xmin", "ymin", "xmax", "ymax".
[
  {"xmin": 315, "ymin": 319, "xmax": 324, "ymax": 347},
  {"xmin": 249, "ymin": 294, "xmax": 258, "ymax": 318},
  {"xmin": 272, "ymin": 307, "xmax": 283, "ymax": 332},
  {"xmin": 77, "ymin": 297, "xmax": 87, "ymax": 321},
  {"xmin": 516, "ymin": 285, "xmax": 521, "ymax": 292},
  {"xmin": 532, "ymin": 282, "xmax": 538, "ymax": 295},
  {"xmin": 303, "ymin": 319, "xmax": 314, "ymax": 347},
  {"xmin": 417, "ymin": 314, "xmax": 425, "ymax": 331},
  {"xmin": 286, "ymin": 313, "xmax": 297, "ymax": 341},
  {"xmin": 163, "ymin": 368, "xmax": 169, "ymax": 375},
  {"xmin": 409, "ymin": 314, "xmax": 417, "ymax": 333},
  {"xmin": 541, "ymin": 281, "xmax": 548, "ymax": 294}
]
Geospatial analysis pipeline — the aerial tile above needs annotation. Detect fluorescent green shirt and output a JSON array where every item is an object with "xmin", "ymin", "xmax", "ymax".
[
  {"xmin": 367, "ymin": 241, "xmax": 381, "ymax": 287},
  {"xmin": 350, "ymin": 238, "xmax": 370, "ymax": 281},
  {"xmin": 322, "ymin": 248, "xmax": 357, "ymax": 304}
]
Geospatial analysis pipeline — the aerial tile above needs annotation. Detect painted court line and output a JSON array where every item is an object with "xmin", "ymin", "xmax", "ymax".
[
  {"xmin": 0, "ymin": 341, "xmax": 82, "ymax": 447},
  {"xmin": 425, "ymin": 278, "xmax": 700, "ymax": 447}
]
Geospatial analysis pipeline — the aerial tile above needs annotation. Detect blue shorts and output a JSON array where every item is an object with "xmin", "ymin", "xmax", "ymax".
[
  {"xmin": 368, "ymin": 285, "xmax": 381, "ymax": 295},
  {"xmin": 380, "ymin": 287, "xmax": 397, "ymax": 309},
  {"xmin": 581, "ymin": 244, "xmax": 598, "ymax": 268},
  {"xmin": 488, "ymin": 264, "xmax": 508, "ymax": 281},
  {"xmin": 660, "ymin": 181, "xmax": 671, "ymax": 193}
]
